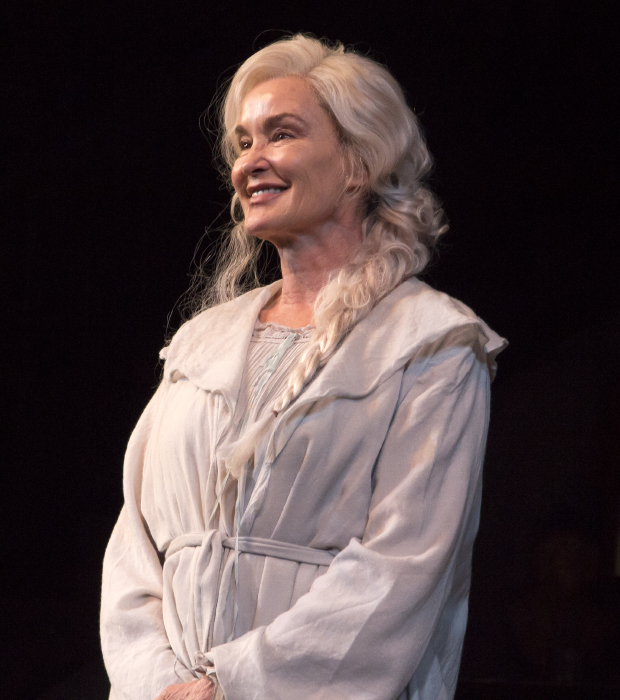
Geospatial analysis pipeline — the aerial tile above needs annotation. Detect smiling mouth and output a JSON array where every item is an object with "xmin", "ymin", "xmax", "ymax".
[{"xmin": 250, "ymin": 187, "xmax": 287, "ymax": 198}]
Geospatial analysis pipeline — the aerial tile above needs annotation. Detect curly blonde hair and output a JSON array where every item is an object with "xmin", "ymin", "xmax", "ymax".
[{"xmin": 199, "ymin": 33, "xmax": 447, "ymax": 418}]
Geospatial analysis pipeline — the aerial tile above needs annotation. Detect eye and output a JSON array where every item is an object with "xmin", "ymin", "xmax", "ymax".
[
  {"xmin": 273, "ymin": 130, "xmax": 293, "ymax": 142},
  {"xmin": 239, "ymin": 139, "xmax": 251, "ymax": 151}
]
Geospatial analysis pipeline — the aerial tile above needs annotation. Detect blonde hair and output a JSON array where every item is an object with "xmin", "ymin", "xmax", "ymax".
[{"xmin": 200, "ymin": 34, "xmax": 446, "ymax": 418}]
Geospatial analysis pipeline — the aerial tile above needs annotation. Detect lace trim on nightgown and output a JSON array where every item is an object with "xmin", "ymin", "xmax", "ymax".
[{"xmin": 252, "ymin": 320, "xmax": 314, "ymax": 341}]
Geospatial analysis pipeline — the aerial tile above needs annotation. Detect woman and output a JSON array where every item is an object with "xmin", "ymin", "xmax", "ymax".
[{"xmin": 101, "ymin": 34, "xmax": 506, "ymax": 700}]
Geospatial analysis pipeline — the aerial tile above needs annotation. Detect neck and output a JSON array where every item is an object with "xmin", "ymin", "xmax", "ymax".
[{"xmin": 259, "ymin": 213, "xmax": 363, "ymax": 327}]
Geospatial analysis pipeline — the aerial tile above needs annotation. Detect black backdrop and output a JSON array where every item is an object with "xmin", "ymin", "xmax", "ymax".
[{"xmin": 3, "ymin": 2, "xmax": 619, "ymax": 698}]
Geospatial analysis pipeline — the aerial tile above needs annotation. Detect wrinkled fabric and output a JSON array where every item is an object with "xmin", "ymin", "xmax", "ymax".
[{"xmin": 101, "ymin": 277, "xmax": 507, "ymax": 700}]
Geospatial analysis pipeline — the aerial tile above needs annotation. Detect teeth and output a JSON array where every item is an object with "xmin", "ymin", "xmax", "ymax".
[{"xmin": 251, "ymin": 188, "xmax": 285, "ymax": 197}]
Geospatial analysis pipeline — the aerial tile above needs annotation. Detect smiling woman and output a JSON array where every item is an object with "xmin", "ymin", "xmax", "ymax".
[
  {"xmin": 101, "ymin": 34, "xmax": 506, "ymax": 700},
  {"xmin": 232, "ymin": 77, "xmax": 360, "ymax": 241},
  {"xmin": 231, "ymin": 75, "xmax": 365, "ymax": 327}
]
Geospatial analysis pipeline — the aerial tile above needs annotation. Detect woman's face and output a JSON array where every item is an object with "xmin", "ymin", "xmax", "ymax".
[{"xmin": 231, "ymin": 76, "xmax": 356, "ymax": 245}]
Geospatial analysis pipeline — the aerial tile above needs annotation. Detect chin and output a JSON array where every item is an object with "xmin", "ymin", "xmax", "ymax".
[
  {"xmin": 244, "ymin": 225, "xmax": 273, "ymax": 241},
  {"xmin": 244, "ymin": 220, "xmax": 289, "ymax": 245}
]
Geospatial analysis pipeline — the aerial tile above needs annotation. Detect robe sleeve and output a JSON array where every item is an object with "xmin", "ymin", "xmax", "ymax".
[
  {"xmin": 101, "ymin": 380, "xmax": 195, "ymax": 700},
  {"xmin": 208, "ymin": 329, "xmax": 491, "ymax": 700}
]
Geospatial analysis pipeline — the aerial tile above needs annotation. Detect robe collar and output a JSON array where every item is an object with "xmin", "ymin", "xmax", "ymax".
[
  {"xmin": 160, "ymin": 277, "xmax": 506, "ymax": 416},
  {"xmin": 160, "ymin": 281, "xmax": 282, "ymax": 412}
]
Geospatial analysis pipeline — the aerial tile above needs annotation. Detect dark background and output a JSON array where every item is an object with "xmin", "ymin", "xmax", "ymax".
[{"xmin": 3, "ymin": 1, "xmax": 619, "ymax": 698}]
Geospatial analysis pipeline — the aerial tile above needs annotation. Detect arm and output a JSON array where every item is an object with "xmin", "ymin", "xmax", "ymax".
[
  {"xmin": 209, "ymin": 331, "xmax": 490, "ymax": 700},
  {"xmin": 153, "ymin": 677, "xmax": 216, "ymax": 700},
  {"xmin": 101, "ymin": 382, "xmax": 196, "ymax": 700}
]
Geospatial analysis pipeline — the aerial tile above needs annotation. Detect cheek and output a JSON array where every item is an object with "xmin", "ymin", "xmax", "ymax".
[
  {"xmin": 286, "ymin": 150, "xmax": 341, "ymax": 200},
  {"xmin": 310, "ymin": 147, "xmax": 344, "ymax": 188},
  {"xmin": 304, "ymin": 160, "xmax": 343, "ymax": 207},
  {"xmin": 319, "ymin": 151, "xmax": 344, "ymax": 184}
]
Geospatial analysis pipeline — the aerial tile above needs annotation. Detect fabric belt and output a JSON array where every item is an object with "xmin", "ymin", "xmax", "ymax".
[{"xmin": 166, "ymin": 533, "xmax": 335, "ymax": 567}]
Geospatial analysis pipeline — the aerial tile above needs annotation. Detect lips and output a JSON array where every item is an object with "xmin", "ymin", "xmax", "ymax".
[
  {"xmin": 247, "ymin": 183, "xmax": 289, "ymax": 198},
  {"xmin": 246, "ymin": 184, "xmax": 290, "ymax": 206},
  {"xmin": 250, "ymin": 187, "xmax": 286, "ymax": 198}
]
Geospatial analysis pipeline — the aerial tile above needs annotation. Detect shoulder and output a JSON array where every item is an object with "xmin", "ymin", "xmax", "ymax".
[
  {"xmin": 158, "ymin": 282, "xmax": 282, "ymax": 389},
  {"xmin": 404, "ymin": 277, "xmax": 507, "ymax": 379},
  {"xmin": 389, "ymin": 277, "xmax": 480, "ymax": 326},
  {"xmin": 369, "ymin": 277, "xmax": 493, "ymax": 346},
  {"xmin": 159, "ymin": 286, "xmax": 266, "ymax": 362},
  {"xmin": 352, "ymin": 278, "xmax": 507, "ymax": 382},
  {"xmin": 297, "ymin": 278, "xmax": 506, "ymax": 405}
]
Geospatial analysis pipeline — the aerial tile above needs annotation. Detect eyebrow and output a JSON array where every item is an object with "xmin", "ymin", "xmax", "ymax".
[{"xmin": 234, "ymin": 112, "xmax": 308, "ymax": 135}]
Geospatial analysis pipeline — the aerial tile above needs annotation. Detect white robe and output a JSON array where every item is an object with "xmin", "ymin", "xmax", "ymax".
[{"xmin": 101, "ymin": 277, "xmax": 507, "ymax": 700}]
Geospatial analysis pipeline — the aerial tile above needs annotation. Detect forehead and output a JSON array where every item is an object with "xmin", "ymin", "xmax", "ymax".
[{"xmin": 237, "ymin": 76, "xmax": 327, "ymax": 126}]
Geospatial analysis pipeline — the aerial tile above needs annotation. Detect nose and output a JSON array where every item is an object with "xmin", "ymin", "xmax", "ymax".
[{"xmin": 239, "ymin": 143, "xmax": 270, "ymax": 177}]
